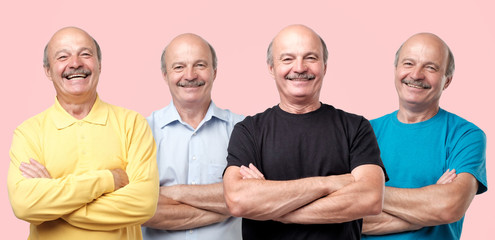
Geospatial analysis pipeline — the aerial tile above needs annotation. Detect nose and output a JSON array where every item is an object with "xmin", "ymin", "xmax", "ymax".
[
  {"xmin": 293, "ymin": 58, "xmax": 307, "ymax": 73},
  {"xmin": 184, "ymin": 66, "xmax": 197, "ymax": 81},
  {"xmin": 409, "ymin": 66, "xmax": 425, "ymax": 80},
  {"xmin": 68, "ymin": 56, "xmax": 83, "ymax": 69}
]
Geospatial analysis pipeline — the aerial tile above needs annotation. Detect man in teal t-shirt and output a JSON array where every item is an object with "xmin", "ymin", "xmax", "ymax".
[{"xmin": 362, "ymin": 33, "xmax": 487, "ymax": 240}]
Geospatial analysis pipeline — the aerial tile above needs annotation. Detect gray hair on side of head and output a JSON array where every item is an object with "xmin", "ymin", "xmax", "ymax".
[
  {"xmin": 266, "ymin": 35, "xmax": 329, "ymax": 67},
  {"xmin": 43, "ymin": 37, "xmax": 102, "ymax": 68},
  {"xmin": 393, "ymin": 41, "xmax": 455, "ymax": 78},
  {"xmin": 161, "ymin": 41, "xmax": 218, "ymax": 74}
]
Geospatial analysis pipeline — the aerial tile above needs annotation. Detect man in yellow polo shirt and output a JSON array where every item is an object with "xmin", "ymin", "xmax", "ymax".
[{"xmin": 7, "ymin": 27, "xmax": 159, "ymax": 240}]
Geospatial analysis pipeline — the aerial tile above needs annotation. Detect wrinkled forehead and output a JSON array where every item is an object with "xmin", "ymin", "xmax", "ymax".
[
  {"xmin": 272, "ymin": 28, "xmax": 323, "ymax": 56},
  {"xmin": 399, "ymin": 34, "xmax": 449, "ymax": 63},
  {"xmin": 47, "ymin": 29, "xmax": 97, "ymax": 55},
  {"xmin": 165, "ymin": 38, "xmax": 212, "ymax": 64}
]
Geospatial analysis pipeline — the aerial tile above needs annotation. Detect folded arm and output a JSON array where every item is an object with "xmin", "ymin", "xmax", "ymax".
[
  {"xmin": 383, "ymin": 171, "xmax": 477, "ymax": 227},
  {"xmin": 223, "ymin": 164, "xmax": 354, "ymax": 220},
  {"xmin": 275, "ymin": 164, "xmax": 384, "ymax": 224},
  {"xmin": 60, "ymin": 117, "xmax": 159, "ymax": 230},
  {"xmin": 143, "ymin": 184, "xmax": 230, "ymax": 230},
  {"xmin": 362, "ymin": 169, "xmax": 457, "ymax": 235}
]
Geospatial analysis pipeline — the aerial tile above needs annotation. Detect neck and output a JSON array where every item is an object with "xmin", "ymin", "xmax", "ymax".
[
  {"xmin": 279, "ymin": 99, "xmax": 321, "ymax": 114},
  {"xmin": 397, "ymin": 102, "xmax": 440, "ymax": 123},
  {"xmin": 174, "ymin": 100, "xmax": 211, "ymax": 129},
  {"xmin": 57, "ymin": 93, "xmax": 97, "ymax": 120}
]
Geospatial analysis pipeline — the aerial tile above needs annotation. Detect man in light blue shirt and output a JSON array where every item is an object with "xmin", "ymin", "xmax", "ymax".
[{"xmin": 142, "ymin": 33, "xmax": 243, "ymax": 240}]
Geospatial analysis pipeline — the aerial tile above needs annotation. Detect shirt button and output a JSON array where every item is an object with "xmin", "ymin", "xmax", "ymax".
[
  {"xmin": 78, "ymin": 122, "xmax": 83, "ymax": 126},
  {"xmin": 192, "ymin": 156, "xmax": 196, "ymax": 160}
]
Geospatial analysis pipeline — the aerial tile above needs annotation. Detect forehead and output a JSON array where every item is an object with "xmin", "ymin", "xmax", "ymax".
[
  {"xmin": 399, "ymin": 36, "xmax": 448, "ymax": 65},
  {"xmin": 48, "ymin": 29, "xmax": 96, "ymax": 54},
  {"xmin": 165, "ymin": 38, "xmax": 212, "ymax": 64},
  {"xmin": 272, "ymin": 29, "xmax": 323, "ymax": 56}
]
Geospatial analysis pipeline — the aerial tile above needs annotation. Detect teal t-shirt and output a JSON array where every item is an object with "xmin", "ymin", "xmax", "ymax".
[{"xmin": 362, "ymin": 109, "xmax": 487, "ymax": 240}]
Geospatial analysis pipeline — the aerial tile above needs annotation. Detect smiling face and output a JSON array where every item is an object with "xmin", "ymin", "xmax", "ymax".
[
  {"xmin": 44, "ymin": 27, "xmax": 101, "ymax": 103},
  {"xmin": 163, "ymin": 34, "xmax": 216, "ymax": 108},
  {"xmin": 269, "ymin": 25, "xmax": 327, "ymax": 109},
  {"xmin": 395, "ymin": 33, "xmax": 452, "ymax": 113}
]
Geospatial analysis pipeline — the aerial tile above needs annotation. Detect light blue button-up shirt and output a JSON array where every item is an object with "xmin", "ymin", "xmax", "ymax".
[{"xmin": 142, "ymin": 101, "xmax": 244, "ymax": 240}]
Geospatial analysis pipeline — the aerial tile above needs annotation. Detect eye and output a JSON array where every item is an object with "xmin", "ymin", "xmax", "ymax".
[
  {"xmin": 426, "ymin": 65, "xmax": 437, "ymax": 71},
  {"xmin": 57, "ymin": 55, "xmax": 68, "ymax": 61},
  {"xmin": 173, "ymin": 65, "xmax": 184, "ymax": 71}
]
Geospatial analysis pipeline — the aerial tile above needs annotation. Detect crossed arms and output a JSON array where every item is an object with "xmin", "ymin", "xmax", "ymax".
[
  {"xmin": 223, "ymin": 163, "xmax": 385, "ymax": 224},
  {"xmin": 143, "ymin": 183, "xmax": 232, "ymax": 230},
  {"xmin": 7, "ymin": 117, "xmax": 159, "ymax": 230},
  {"xmin": 363, "ymin": 169, "xmax": 478, "ymax": 235}
]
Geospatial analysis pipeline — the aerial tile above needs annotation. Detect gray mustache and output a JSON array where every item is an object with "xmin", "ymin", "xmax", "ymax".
[
  {"xmin": 62, "ymin": 68, "xmax": 91, "ymax": 78},
  {"xmin": 285, "ymin": 73, "xmax": 316, "ymax": 81},
  {"xmin": 401, "ymin": 79, "xmax": 432, "ymax": 89},
  {"xmin": 177, "ymin": 80, "xmax": 206, "ymax": 87}
]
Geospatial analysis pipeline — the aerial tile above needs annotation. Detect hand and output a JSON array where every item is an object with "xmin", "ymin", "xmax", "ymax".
[
  {"xmin": 110, "ymin": 168, "xmax": 129, "ymax": 191},
  {"xmin": 436, "ymin": 169, "xmax": 456, "ymax": 184},
  {"xmin": 239, "ymin": 163, "xmax": 265, "ymax": 180},
  {"xmin": 19, "ymin": 158, "xmax": 52, "ymax": 178}
]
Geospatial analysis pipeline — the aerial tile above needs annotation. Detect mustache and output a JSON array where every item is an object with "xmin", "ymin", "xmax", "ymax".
[
  {"xmin": 285, "ymin": 73, "xmax": 316, "ymax": 81},
  {"xmin": 62, "ymin": 68, "xmax": 91, "ymax": 78},
  {"xmin": 401, "ymin": 79, "xmax": 432, "ymax": 89},
  {"xmin": 177, "ymin": 80, "xmax": 206, "ymax": 87}
]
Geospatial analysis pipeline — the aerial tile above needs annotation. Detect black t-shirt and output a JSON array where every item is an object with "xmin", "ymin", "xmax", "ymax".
[{"xmin": 226, "ymin": 104, "xmax": 387, "ymax": 240}]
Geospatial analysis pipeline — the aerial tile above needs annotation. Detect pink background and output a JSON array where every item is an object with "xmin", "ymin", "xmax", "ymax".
[{"xmin": 1, "ymin": 1, "xmax": 493, "ymax": 239}]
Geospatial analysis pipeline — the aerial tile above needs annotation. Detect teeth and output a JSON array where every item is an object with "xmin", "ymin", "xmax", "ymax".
[
  {"xmin": 67, "ymin": 74, "xmax": 86, "ymax": 80},
  {"xmin": 406, "ymin": 83, "xmax": 423, "ymax": 89}
]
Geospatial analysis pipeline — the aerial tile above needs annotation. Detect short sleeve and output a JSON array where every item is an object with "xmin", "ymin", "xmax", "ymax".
[
  {"xmin": 226, "ymin": 118, "xmax": 258, "ymax": 169},
  {"xmin": 448, "ymin": 127, "xmax": 487, "ymax": 194},
  {"xmin": 349, "ymin": 117, "xmax": 388, "ymax": 181}
]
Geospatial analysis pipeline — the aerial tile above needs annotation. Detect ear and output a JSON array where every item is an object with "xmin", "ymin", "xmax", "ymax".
[
  {"xmin": 268, "ymin": 64, "xmax": 275, "ymax": 78},
  {"xmin": 443, "ymin": 76, "xmax": 453, "ymax": 90},
  {"xmin": 212, "ymin": 69, "xmax": 217, "ymax": 82},
  {"xmin": 44, "ymin": 66, "xmax": 52, "ymax": 81},
  {"xmin": 323, "ymin": 63, "xmax": 327, "ymax": 75}
]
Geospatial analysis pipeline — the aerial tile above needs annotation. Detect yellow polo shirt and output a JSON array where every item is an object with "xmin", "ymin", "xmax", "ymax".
[{"xmin": 8, "ymin": 96, "xmax": 159, "ymax": 240}]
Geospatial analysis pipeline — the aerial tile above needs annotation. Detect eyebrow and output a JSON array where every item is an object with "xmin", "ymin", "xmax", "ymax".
[
  {"xmin": 54, "ymin": 47, "xmax": 93, "ymax": 57},
  {"xmin": 401, "ymin": 58, "xmax": 441, "ymax": 68}
]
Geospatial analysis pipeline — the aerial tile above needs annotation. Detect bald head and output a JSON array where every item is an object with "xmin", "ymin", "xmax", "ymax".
[
  {"xmin": 43, "ymin": 27, "xmax": 101, "ymax": 68},
  {"xmin": 395, "ymin": 33, "xmax": 455, "ymax": 78},
  {"xmin": 161, "ymin": 33, "xmax": 217, "ymax": 73},
  {"xmin": 267, "ymin": 24, "xmax": 328, "ymax": 66}
]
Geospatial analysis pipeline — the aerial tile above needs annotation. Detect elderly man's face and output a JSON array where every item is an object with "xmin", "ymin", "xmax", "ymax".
[
  {"xmin": 269, "ymin": 26, "xmax": 326, "ymax": 104},
  {"xmin": 395, "ymin": 34, "xmax": 452, "ymax": 110},
  {"xmin": 44, "ymin": 28, "xmax": 101, "ymax": 100},
  {"xmin": 164, "ymin": 34, "xmax": 216, "ymax": 107}
]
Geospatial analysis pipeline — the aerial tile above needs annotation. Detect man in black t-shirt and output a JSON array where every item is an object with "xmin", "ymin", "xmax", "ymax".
[{"xmin": 223, "ymin": 24, "xmax": 388, "ymax": 240}]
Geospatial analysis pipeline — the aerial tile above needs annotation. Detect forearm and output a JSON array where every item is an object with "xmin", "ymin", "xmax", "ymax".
[
  {"xmin": 162, "ymin": 183, "xmax": 229, "ymax": 215},
  {"xmin": 276, "ymin": 165, "xmax": 384, "ymax": 224},
  {"xmin": 383, "ymin": 173, "xmax": 477, "ymax": 226},
  {"xmin": 143, "ymin": 195, "xmax": 229, "ymax": 230},
  {"xmin": 61, "ymin": 172, "xmax": 158, "ymax": 230},
  {"xmin": 362, "ymin": 212, "xmax": 422, "ymax": 235},
  {"xmin": 7, "ymin": 166, "xmax": 114, "ymax": 224},
  {"xmin": 223, "ymin": 166, "xmax": 349, "ymax": 220}
]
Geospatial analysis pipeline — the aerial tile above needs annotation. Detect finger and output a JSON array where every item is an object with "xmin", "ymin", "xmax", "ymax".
[
  {"xmin": 248, "ymin": 163, "xmax": 265, "ymax": 179},
  {"xmin": 27, "ymin": 159, "xmax": 50, "ymax": 178},
  {"xmin": 20, "ymin": 162, "xmax": 38, "ymax": 178},
  {"xmin": 30, "ymin": 159, "xmax": 51, "ymax": 178},
  {"xmin": 240, "ymin": 165, "xmax": 257, "ymax": 179}
]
